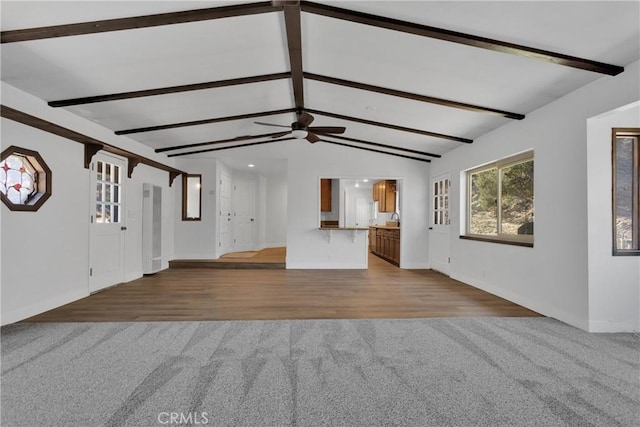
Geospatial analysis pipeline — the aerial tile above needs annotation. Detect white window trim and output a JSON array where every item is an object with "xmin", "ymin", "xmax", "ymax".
[{"xmin": 464, "ymin": 151, "xmax": 534, "ymax": 246}]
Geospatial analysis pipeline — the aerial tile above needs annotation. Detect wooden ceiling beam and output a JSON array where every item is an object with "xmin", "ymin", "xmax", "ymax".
[
  {"xmin": 1, "ymin": 105, "xmax": 185, "ymax": 185},
  {"xmin": 304, "ymin": 73, "xmax": 524, "ymax": 120},
  {"xmin": 1, "ymin": 2, "xmax": 278, "ymax": 43},
  {"xmin": 320, "ymin": 138, "xmax": 430, "ymax": 163},
  {"xmin": 156, "ymin": 132, "xmax": 289, "ymax": 153},
  {"xmin": 300, "ymin": 1, "xmax": 624, "ymax": 76},
  {"xmin": 49, "ymin": 72, "xmax": 291, "ymax": 107},
  {"xmin": 327, "ymin": 134, "xmax": 440, "ymax": 158},
  {"xmin": 305, "ymin": 108, "xmax": 472, "ymax": 144},
  {"xmin": 115, "ymin": 108, "xmax": 296, "ymax": 135},
  {"xmin": 281, "ymin": 2, "xmax": 305, "ymax": 111},
  {"xmin": 168, "ymin": 137, "xmax": 295, "ymax": 157}
]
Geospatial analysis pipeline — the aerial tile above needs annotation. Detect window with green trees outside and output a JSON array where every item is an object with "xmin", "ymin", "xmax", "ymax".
[{"xmin": 466, "ymin": 152, "xmax": 534, "ymax": 246}]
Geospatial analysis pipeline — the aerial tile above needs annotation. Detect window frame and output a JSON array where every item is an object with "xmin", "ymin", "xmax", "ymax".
[
  {"xmin": 182, "ymin": 174, "xmax": 202, "ymax": 221},
  {"xmin": 94, "ymin": 158, "xmax": 122, "ymax": 224},
  {"xmin": 0, "ymin": 145, "xmax": 52, "ymax": 212},
  {"xmin": 463, "ymin": 151, "xmax": 534, "ymax": 247},
  {"xmin": 612, "ymin": 128, "xmax": 639, "ymax": 256}
]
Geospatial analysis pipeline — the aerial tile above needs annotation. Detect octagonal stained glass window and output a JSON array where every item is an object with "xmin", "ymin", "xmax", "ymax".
[{"xmin": 0, "ymin": 146, "xmax": 51, "ymax": 211}]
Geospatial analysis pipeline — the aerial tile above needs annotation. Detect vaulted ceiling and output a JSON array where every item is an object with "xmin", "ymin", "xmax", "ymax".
[{"xmin": 1, "ymin": 1, "xmax": 639, "ymax": 166}]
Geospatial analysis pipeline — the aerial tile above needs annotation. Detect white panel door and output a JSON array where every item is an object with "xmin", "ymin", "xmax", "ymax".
[
  {"xmin": 89, "ymin": 153, "xmax": 126, "ymax": 293},
  {"xmin": 233, "ymin": 176, "xmax": 256, "ymax": 252},
  {"xmin": 355, "ymin": 197, "xmax": 370, "ymax": 227},
  {"xmin": 428, "ymin": 173, "xmax": 451, "ymax": 276},
  {"xmin": 219, "ymin": 169, "xmax": 232, "ymax": 255}
]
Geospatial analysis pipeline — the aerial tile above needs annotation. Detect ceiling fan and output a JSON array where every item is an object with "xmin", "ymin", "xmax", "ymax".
[{"xmin": 254, "ymin": 111, "xmax": 346, "ymax": 143}]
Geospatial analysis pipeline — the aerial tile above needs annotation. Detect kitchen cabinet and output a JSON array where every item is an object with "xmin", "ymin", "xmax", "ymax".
[
  {"xmin": 372, "ymin": 180, "xmax": 397, "ymax": 213},
  {"xmin": 369, "ymin": 226, "xmax": 400, "ymax": 266},
  {"xmin": 320, "ymin": 179, "xmax": 332, "ymax": 212},
  {"xmin": 369, "ymin": 228, "xmax": 376, "ymax": 252}
]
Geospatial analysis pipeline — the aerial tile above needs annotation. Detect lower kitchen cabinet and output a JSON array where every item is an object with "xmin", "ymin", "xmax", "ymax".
[{"xmin": 369, "ymin": 227, "xmax": 400, "ymax": 266}]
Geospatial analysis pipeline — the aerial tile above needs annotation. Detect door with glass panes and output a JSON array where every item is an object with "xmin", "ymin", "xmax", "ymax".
[
  {"xmin": 428, "ymin": 174, "xmax": 451, "ymax": 276},
  {"xmin": 89, "ymin": 153, "xmax": 126, "ymax": 293}
]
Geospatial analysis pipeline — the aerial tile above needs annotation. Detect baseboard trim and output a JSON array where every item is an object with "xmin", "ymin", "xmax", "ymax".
[
  {"xmin": 588, "ymin": 319, "xmax": 640, "ymax": 333},
  {"xmin": 286, "ymin": 261, "xmax": 366, "ymax": 269},
  {"xmin": 1, "ymin": 288, "xmax": 89, "ymax": 326},
  {"xmin": 451, "ymin": 272, "xmax": 589, "ymax": 331},
  {"xmin": 402, "ymin": 262, "xmax": 431, "ymax": 269}
]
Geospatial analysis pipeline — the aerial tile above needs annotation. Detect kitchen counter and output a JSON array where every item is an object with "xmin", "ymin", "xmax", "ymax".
[
  {"xmin": 370, "ymin": 225, "xmax": 400, "ymax": 229},
  {"xmin": 319, "ymin": 227, "xmax": 369, "ymax": 230}
]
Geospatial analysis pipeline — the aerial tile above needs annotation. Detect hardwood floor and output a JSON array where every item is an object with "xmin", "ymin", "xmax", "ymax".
[
  {"xmin": 168, "ymin": 247, "xmax": 286, "ymax": 269},
  {"xmin": 25, "ymin": 253, "xmax": 541, "ymax": 322}
]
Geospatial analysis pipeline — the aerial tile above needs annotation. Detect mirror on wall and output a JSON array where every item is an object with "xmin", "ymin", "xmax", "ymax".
[
  {"xmin": 182, "ymin": 174, "xmax": 202, "ymax": 221},
  {"xmin": 319, "ymin": 178, "xmax": 400, "ymax": 229}
]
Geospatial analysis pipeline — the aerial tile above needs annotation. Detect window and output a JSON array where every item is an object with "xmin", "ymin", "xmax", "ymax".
[
  {"xmin": 464, "ymin": 152, "xmax": 534, "ymax": 246},
  {"xmin": 0, "ymin": 146, "xmax": 51, "ymax": 212},
  {"xmin": 95, "ymin": 160, "xmax": 121, "ymax": 223},
  {"xmin": 433, "ymin": 177, "xmax": 450, "ymax": 225},
  {"xmin": 613, "ymin": 128, "xmax": 639, "ymax": 255},
  {"xmin": 182, "ymin": 174, "xmax": 201, "ymax": 220}
]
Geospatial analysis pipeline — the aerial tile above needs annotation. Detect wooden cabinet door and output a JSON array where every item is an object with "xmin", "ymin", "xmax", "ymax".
[
  {"xmin": 369, "ymin": 228, "xmax": 376, "ymax": 252},
  {"xmin": 392, "ymin": 231, "xmax": 400, "ymax": 263},
  {"xmin": 320, "ymin": 179, "xmax": 332, "ymax": 212},
  {"xmin": 384, "ymin": 180, "xmax": 396, "ymax": 212}
]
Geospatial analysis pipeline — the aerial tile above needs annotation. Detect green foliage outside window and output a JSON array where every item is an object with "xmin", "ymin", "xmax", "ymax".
[{"xmin": 467, "ymin": 153, "xmax": 534, "ymax": 244}]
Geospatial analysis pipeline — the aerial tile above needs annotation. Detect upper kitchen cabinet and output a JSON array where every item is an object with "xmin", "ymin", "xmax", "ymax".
[
  {"xmin": 320, "ymin": 178, "xmax": 332, "ymax": 212},
  {"xmin": 372, "ymin": 180, "xmax": 397, "ymax": 212}
]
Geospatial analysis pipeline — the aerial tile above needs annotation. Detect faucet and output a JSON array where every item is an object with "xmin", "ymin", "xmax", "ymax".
[{"xmin": 391, "ymin": 212, "xmax": 400, "ymax": 224}]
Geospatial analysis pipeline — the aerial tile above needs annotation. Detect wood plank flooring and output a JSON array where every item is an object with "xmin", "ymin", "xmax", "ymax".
[
  {"xmin": 25, "ymin": 253, "xmax": 541, "ymax": 322},
  {"xmin": 168, "ymin": 247, "xmax": 286, "ymax": 269}
]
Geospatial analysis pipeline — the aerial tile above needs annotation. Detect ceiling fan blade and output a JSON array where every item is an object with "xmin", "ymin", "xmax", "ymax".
[
  {"xmin": 308, "ymin": 126, "xmax": 346, "ymax": 134},
  {"xmin": 306, "ymin": 132, "xmax": 321, "ymax": 143},
  {"xmin": 271, "ymin": 131, "xmax": 291, "ymax": 138},
  {"xmin": 297, "ymin": 111, "xmax": 314, "ymax": 127},
  {"xmin": 254, "ymin": 121, "xmax": 291, "ymax": 129}
]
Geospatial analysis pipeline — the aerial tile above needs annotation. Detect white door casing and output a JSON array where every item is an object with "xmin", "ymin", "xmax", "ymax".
[
  {"xmin": 219, "ymin": 169, "xmax": 232, "ymax": 256},
  {"xmin": 89, "ymin": 153, "xmax": 126, "ymax": 293},
  {"xmin": 429, "ymin": 173, "xmax": 451, "ymax": 276}
]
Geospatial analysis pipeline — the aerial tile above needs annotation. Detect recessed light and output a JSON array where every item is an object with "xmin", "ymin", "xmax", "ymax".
[
  {"xmin": 248, "ymin": 164, "xmax": 255, "ymax": 168},
  {"xmin": 363, "ymin": 179, "xmax": 369, "ymax": 182}
]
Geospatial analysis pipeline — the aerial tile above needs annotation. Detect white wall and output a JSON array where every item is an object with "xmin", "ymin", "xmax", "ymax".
[
  {"xmin": 1, "ymin": 118, "xmax": 89, "ymax": 324},
  {"xmin": 587, "ymin": 101, "xmax": 640, "ymax": 332},
  {"xmin": 1, "ymin": 83, "xmax": 178, "ymax": 325},
  {"xmin": 284, "ymin": 143, "xmax": 430, "ymax": 269},
  {"xmin": 429, "ymin": 60, "xmax": 640, "ymax": 331},
  {"xmin": 125, "ymin": 163, "xmax": 175, "ymax": 281},
  {"xmin": 265, "ymin": 173, "xmax": 287, "ymax": 247},
  {"xmin": 173, "ymin": 158, "xmax": 217, "ymax": 259}
]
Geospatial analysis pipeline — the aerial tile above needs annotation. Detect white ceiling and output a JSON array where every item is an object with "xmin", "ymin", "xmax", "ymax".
[{"xmin": 1, "ymin": 1, "xmax": 639, "ymax": 167}]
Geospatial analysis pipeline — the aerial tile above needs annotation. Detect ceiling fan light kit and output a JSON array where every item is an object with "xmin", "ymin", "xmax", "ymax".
[{"xmin": 291, "ymin": 129, "xmax": 307, "ymax": 139}]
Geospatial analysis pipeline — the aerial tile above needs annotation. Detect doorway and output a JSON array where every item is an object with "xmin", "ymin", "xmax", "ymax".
[
  {"xmin": 89, "ymin": 153, "xmax": 126, "ymax": 293},
  {"xmin": 219, "ymin": 168, "xmax": 232, "ymax": 255},
  {"xmin": 428, "ymin": 173, "xmax": 451, "ymax": 276}
]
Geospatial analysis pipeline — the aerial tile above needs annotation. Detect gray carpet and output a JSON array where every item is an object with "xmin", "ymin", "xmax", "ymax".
[{"xmin": 1, "ymin": 317, "xmax": 638, "ymax": 427}]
